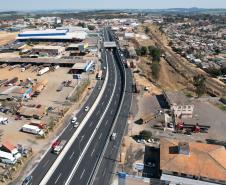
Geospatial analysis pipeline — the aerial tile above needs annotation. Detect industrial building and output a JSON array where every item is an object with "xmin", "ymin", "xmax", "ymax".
[
  {"xmin": 164, "ymin": 91, "xmax": 194, "ymax": 118},
  {"xmin": 17, "ymin": 29, "xmax": 87, "ymax": 42},
  {"xmin": 160, "ymin": 138, "xmax": 226, "ymax": 185},
  {"xmin": 66, "ymin": 43, "xmax": 89, "ymax": 53},
  {"xmin": 70, "ymin": 60, "xmax": 95, "ymax": 74},
  {"xmin": 32, "ymin": 45, "xmax": 65, "ymax": 56}
]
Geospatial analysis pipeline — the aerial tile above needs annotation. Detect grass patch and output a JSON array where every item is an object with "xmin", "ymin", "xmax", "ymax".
[{"xmin": 218, "ymin": 105, "xmax": 226, "ymax": 111}]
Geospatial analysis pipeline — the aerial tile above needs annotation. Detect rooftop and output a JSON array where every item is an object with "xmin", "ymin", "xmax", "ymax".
[
  {"xmin": 160, "ymin": 138, "xmax": 226, "ymax": 182},
  {"xmin": 164, "ymin": 91, "xmax": 192, "ymax": 106},
  {"xmin": 32, "ymin": 45, "xmax": 64, "ymax": 50}
]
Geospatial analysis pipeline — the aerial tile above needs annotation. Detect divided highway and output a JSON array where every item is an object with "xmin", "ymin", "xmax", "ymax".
[
  {"xmin": 25, "ymin": 27, "xmax": 132, "ymax": 185},
  {"xmin": 28, "ymin": 49, "xmax": 107, "ymax": 185}
]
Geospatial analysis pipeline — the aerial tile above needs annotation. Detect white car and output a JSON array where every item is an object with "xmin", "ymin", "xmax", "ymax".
[
  {"xmin": 71, "ymin": 117, "xmax": 77, "ymax": 124},
  {"xmin": 85, "ymin": 106, "xmax": 89, "ymax": 112},
  {"xmin": 73, "ymin": 122, "xmax": 79, "ymax": 128}
]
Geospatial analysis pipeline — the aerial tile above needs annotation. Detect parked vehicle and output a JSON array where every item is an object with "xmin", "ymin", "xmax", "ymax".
[
  {"xmin": 0, "ymin": 142, "xmax": 21, "ymax": 160},
  {"xmin": 52, "ymin": 140, "xmax": 67, "ymax": 155},
  {"xmin": 21, "ymin": 124, "xmax": 44, "ymax": 136},
  {"xmin": 22, "ymin": 175, "xmax": 33, "ymax": 185},
  {"xmin": 0, "ymin": 150, "xmax": 17, "ymax": 165},
  {"xmin": 38, "ymin": 67, "xmax": 49, "ymax": 76},
  {"xmin": 0, "ymin": 117, "xmax": 8, "ymax": 125}
]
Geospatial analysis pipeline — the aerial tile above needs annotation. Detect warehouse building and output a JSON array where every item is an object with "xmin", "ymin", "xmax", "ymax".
[
  {"xmin": 70, "ymin": 60, "xmax": 95, "ymax": 74},
  {"xmin": 17, "ymin": 29, "xmax": 87, "ymax": 42},
  {"xmin": 32, "ymin": 45, "xmax": 65, "ymax": 56}
]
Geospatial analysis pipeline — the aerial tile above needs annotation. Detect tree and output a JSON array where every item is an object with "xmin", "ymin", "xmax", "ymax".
[
  {"xmin": 148, "ymin": 46, "xmax": 161, "ymax": 62},
  {"xmin": 151, "ymin": 61, "xmax": 160, "ymax": 80},
  {"xmin": 139, "ymin": 130, "xmax": 152, "ymax": 140},
  {"xmin": 214, "ymin": 48, "xmax": 221, "ymax": 55},
  {"xmin": 140, "ymin": 46, "xmax": 148, "ymax": 56},
  {"xmin": 144, "ymin": 26, "xmax": 150, "ymax": 34},
  {"xmin": 207, "ymin": 68, "xmax": 222, "ymax": 77},
  {"xmin": 77, "ymin": 22, "xmax": 86, "ymax": 28},
  {"xmin": 193, "ymin": 75, "xmax": 206, "ymax": 97},
  {"xmin": 87, "ymin": 25, "xmax": 95, "ymax": 30},
  {"xmin": 135, "ymin": 48, "xmax": 141, "ymax": 56}
]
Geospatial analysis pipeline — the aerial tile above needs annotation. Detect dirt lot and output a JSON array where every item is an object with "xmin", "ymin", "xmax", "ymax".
[
  {"xmin": 0, "ymin": 64, "xmax": 97, "ymax": 184},
  {"xmin": 0, "ymin": 32, "xmax": 17, "ymax": 46}
]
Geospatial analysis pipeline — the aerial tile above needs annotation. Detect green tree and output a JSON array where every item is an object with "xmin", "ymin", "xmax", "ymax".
[
  {"xmin": 151, "ymin": 61, "xmax": 160, "ymax": 80},
  {"xmin": 135, "ymin": 48, "xmax": 141, "ymax": 56},
  {"xmin": 144, "ymin": 26, "xmax": 150, "ymax": 34},
  {"xmin": 207, "ymin": 68, "xmax": 222, "ymax": 77},
  {"xmin": 214, "ymin": 48, "xmax": 221, "ymax": 55},
  {"xmin": 87, "ymin": 25, "xmax": 95, "ymax": 30},
  {"xmin": 139, "ymin": 130, "xmax": 152, "ymax": 140},
  {"xmin": 140, "ymin": 46, "xmax": 148, "ymax": 56},
  {"xmin": 148, "ymin": 46, "xmax": 161, "ymax": 62},
  {"xmin": 77, "ymin": 22, "xmax": 86, "ymax": 28},
  {"xmin": 193, "ymin": 75, "xmax": 206, "ymax": 97}
]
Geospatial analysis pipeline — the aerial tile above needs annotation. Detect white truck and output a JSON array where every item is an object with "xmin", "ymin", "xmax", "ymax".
[
  {"xmin": 38, "ymin": 67, "xmax": 49, "ymax": 76},
  {"xmin": 0, "ymin": 150, "xmax": 17, "ymax": 165},
  {"xmin": 52, "ymin": 140, "xmax": 67, "ymax": 154},
  {"xmin": 0, "ymin": 117, "xmax": 8, "ymax": 125},
  {"xmin": 21, "ymin": 124, "xmax": 44, "ymax": 136}
]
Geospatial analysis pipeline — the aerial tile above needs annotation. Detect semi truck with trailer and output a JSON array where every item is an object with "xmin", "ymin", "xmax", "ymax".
[
  {"xmin": 38, "ymin": 67, "xmax": 50, "ymax": 76},
  {"xmin": 21, "ymin": 124, "xmax": 44, "ymax": 136}
]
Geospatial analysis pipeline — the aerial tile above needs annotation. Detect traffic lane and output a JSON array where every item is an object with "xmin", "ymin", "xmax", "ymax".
[
  {"xmin": 31, "ymin": 50, "xmax": 109, "ymax": 184},
  {"xmin": 30, "ymin": 79, "xmax": 104, "ymax": 184},
  {"xmin": 46, "ymin": 82, "xmax": 114, "ymax": 185},
  {"xmin": 93, "ymin": 69, "xmax": 133, "ymax": 185},
  {"xmin": 70, "ymin": 99, "xmax": 121, "ymax": 185},
  {"xmin": 69, "ymin": 73, "xmax": 122, "ymax": 185},
  {"xmin": 69, "ymin": 52, "xmax": 123, "ymax": 185},
  {"xmin": 46, "ymin": 52, "xmax": 116, "ymax": 185},
  {"xmin": 30, "ymin": 44, "xmax": 108, "ymax": 183},
  {"xmin": 93, "ymin": 90, "xmax": 132, "ymax": 185}
]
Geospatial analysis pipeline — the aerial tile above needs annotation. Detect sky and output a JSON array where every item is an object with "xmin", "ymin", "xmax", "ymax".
[{"xmin": 0, "ymin": 0, "xmax": 226, "ymax": 11}]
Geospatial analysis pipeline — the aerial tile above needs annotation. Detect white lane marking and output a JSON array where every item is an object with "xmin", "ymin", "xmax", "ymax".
[
  {"xmin": 80, "ymin": 169, "xmax": 86, "ymax": 180},
  {"xmin": 97, "ymin": 110, "xmax": 100, "ymax": 115},
  {"xmin": 54, "ymin": 173, "xmax": 62, "ymax": 184},
  {"xmin": 80, "ymin": 135, "xmax": 85, "ymax": 142},
  {"xmin": 98, "ymin": 133, "xmax": 103, "ymax": 140},
  {"xmin": 65, "ymin": 50, "xmax": 117, "ymax": 185},
  {"xmin": 69, "ymin": 152, "xmax": 75, "ymax": 160},
  {"xmin": 114, "ymin": 100, "xmax": 117, "ymax": 105},
  {"xmin": 91, "ymin": 147, "xmax": 96, "ymax": 157},
  {"xmin": 105, "ymin": 120, "xmax": 109, "ymax": 127},
  {"xmin": 103, "ymin": 168, "xmax": 106, "ymax": 176},
  {"xmin": 42, "ymin": 160, "xmax": 49, "ymax": 168},
  {"xmin": 89, "ymin": 121, "xmax": 93, "ymax": 128}
]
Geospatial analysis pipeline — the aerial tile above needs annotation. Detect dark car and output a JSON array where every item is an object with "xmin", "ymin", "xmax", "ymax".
[{"xmin": 22, "ymin": 176, "xmax": 33, "ymax": 185}]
